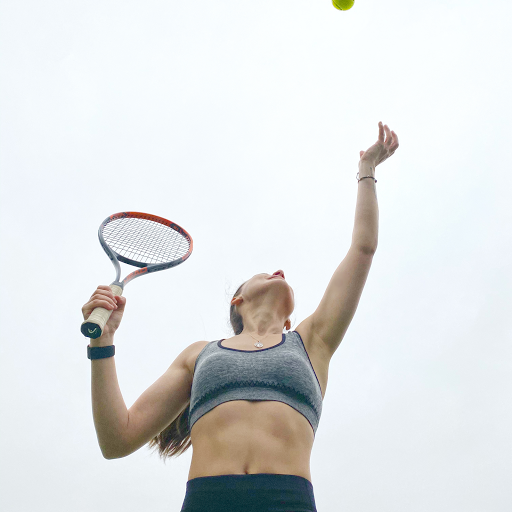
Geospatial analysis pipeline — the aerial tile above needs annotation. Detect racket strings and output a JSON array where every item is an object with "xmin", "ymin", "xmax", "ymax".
[
  {"xmin": 107, "ymin": 220, "xmax": 188, "ymax": 264},
  {"xmin": 121, "ymin": 221, "xmax": 188, "ymax": 263},
  {"xmin": 102, "ymin": 217, "xmax": 191, "ymax": 264}
]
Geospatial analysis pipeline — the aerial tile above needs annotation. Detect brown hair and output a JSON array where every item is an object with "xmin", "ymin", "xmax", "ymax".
[
  {"xmin": 229, "ymin": 282, "xmax": 245, "ymax": 335},
  {"xmin": 148, "ymin": 281, "xmax": 246, "ymax": 460}
]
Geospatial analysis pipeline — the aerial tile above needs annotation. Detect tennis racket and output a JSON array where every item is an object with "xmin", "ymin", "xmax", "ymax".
[{"xmin": 81, "ymin": 211, "xmax": 193, "ymax": 339}]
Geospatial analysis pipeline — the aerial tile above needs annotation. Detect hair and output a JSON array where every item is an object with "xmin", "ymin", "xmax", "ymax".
[
  {"xmin": 148, "ymin": 281, "xmax": 246, "ymax": 460},
  {"xmin": 229, "ymin": 282, "xmax": 245, "ymax": 335}
]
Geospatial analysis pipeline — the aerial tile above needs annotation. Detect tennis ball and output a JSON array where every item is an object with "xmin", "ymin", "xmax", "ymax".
[{"xmin": 332, "ymin": 0, "xmax": 355, "ymax": 10}]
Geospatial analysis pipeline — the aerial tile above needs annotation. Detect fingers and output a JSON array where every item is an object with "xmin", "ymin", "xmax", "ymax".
[
  {"xmin": 383, "ymin": 124, "xmax": 392, "ymax": 146},
  {"xmin": 391, "ymin": 130, "xmax": 399, "ymax": 151},
  {"xmin": 93, "ymin": 284, "xmax": 114, "ymax": 296},
  {"xmin": 82, "ymin": 286, "xmax": 119, "ymax": 317},
  {"xmin": 387, "ymin": 128, "xmax": 399, "ymax": 154},
  {"xmin": 362, "ymin": 122, "xmax": 399, "ymax": 165},
  {"xmin": 92, "ymin": 286, "xmax": 118, "ymax": 306},
  {"xmin": 381, "ymin": 122, "xmax": 399, "ymax": 152}
]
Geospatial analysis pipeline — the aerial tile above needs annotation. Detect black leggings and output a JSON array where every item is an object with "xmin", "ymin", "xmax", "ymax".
[{"xmin": 180, "ymin": 473, "xmax": 317, "ymax": 512}]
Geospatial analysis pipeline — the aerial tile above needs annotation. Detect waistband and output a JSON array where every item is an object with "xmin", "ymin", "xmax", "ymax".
[{"xmin": 186, "ymin": 473, "xmax": 313, "ymax": 492}]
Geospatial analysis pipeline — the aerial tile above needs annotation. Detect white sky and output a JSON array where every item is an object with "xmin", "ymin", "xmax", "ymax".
[{"xmin": 1, "ymin": 1, "xmax": 511, "ymax": 511}]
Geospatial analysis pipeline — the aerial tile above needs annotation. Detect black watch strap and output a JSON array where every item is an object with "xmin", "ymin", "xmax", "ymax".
[{"xmin": 87, "ymin": 345, "xmax": 115, "ymax": 360}]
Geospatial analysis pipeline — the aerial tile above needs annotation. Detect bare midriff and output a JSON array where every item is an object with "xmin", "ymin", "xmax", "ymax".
[
  {"xmin": 188, "ymin": 399, "xmax": 315, "ymax": 483},
  {"xmin": 186, "ymin": 331, "xmax": 329, "ymax": 484}
]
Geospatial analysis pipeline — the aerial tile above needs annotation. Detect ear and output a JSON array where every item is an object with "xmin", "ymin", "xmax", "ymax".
[
  {"xmin": 231, "ymin": 296, "xmax": 243, "ymax": 307},
  {"xmin": 284, "ymin": 319, "xmax": 291, "ymax": 331}
]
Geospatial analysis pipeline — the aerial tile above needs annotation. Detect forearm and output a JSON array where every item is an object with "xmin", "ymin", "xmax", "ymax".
[
  {"xmin": 90, "ymin": 335, "xmax": 129, "ymax": 458},
  {"xmin": 352, "ymin": 160, "xmax": 379, "ymax": 252}
]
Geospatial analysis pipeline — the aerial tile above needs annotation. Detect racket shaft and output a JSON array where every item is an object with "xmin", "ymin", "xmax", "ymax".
[{"xmin": 81, "ymin": 284, "xmax": 123, "ymax": 339}]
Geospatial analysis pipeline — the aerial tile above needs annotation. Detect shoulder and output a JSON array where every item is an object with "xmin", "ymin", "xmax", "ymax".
[{"xmin": 182, "ymin": 340, "xmax": 214, "ymax": 376}]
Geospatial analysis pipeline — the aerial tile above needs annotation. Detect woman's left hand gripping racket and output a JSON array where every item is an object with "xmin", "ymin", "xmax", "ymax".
[{"xmin": 81, "ymin": 212, "xmax": 193, "ymax": 339}]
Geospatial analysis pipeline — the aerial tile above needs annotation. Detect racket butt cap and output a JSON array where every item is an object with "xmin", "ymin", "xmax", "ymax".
[{"xmin": 81, "ymin": 322, "xmax": 103, "ymax": 339}]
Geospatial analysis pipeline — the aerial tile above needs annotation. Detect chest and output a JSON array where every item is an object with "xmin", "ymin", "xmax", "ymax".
[{"xmin": 190, "ymin": 333, "xmax": 330, "ymax": 401}]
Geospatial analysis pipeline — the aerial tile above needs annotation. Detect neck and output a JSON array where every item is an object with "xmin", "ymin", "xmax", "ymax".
[{"xmin": 240, "ymin": 309, "xmax": 286, "ymax": 337}]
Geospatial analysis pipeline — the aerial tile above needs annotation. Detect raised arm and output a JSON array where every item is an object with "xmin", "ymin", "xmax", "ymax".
[{"xmin": 296, "ymin": 122, "xmax": 399, "ymax": 358}]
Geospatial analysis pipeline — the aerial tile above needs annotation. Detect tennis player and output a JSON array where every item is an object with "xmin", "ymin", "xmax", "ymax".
[{"xmin": 81, "ymin": 122, "xmax": 399, "ymax": 512}]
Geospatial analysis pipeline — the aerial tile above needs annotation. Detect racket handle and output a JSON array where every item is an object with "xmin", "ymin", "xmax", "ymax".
[{"xmin": 81, "ymin": 284, "xmax": 124, "ymax": 339}]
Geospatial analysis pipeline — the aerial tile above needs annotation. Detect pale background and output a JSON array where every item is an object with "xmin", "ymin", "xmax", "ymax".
[{"xmin": 1, "ymin": 1, "xmax": 511, "ymax": 511}]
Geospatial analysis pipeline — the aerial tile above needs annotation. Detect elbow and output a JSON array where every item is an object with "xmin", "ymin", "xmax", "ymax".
[
  {"xmin": 355, "ymin": 244, "xmax": 377, "ymax": 255},
  {"xmin": 101, "ymin": 447, "xmax": 120, "ymax": 460},
  {"xmin": 101, "ymin": 442, "xmax": 137, "ymax": 460},
  {"xmin": 102, "ymin": 450, "xmax": 130, "ymax": 460},
  {"xmin": 98, "ymin": 430, "xmax": 132, "ymax": 459},
  {"xmin": 352, "ymin": 236, "xmax": 377, "ymax": 255},
  {"xmin": 100, "ymin": 443, "xmax": 128, "ymax": 460}
]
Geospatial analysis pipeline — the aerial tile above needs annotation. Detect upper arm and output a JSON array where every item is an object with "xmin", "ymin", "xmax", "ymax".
[
  {"xmin": 298, "ymin": 246, "xmax": 375, "ymax": 358},
  {"xmin": 115, "ymin": 341, "xmax": 202, "ymax": 458}
]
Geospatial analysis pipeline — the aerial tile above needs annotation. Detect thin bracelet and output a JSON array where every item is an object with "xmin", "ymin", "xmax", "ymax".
[{"xmin": 356, "ymin": 171, "xmax": 377, "ymax": 183}]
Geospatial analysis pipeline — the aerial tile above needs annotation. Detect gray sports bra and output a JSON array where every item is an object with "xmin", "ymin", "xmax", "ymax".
[{"xmin": 188, "ymin": 330, "xmax": 323, "ymax": 435}]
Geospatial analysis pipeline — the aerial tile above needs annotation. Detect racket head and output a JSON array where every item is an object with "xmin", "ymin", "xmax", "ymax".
[{"xmin": 99, "ymin": 211, "xmax": 193, "ymax": 286}]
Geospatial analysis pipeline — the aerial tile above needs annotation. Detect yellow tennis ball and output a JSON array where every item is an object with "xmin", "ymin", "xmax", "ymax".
[{"xmin": 332, "ymin": 0, "xmax": 355, "ymax": 10}]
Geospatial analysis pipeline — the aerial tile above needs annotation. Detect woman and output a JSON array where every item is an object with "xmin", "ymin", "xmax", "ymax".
[{"xmin": 82, "ymin": 122, "xmax": 399, "ymax": 512}]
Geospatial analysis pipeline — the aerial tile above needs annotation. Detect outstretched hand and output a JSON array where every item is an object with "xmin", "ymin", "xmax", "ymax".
[{"xmin": 359, "ymin": 122, "xmax": 399, "ymax": 168}]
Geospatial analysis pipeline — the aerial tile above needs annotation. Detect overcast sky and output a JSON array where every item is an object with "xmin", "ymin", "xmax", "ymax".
[{"xmin": 1, "ymin": 1, "xmax": 511, "ymax": 511}]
